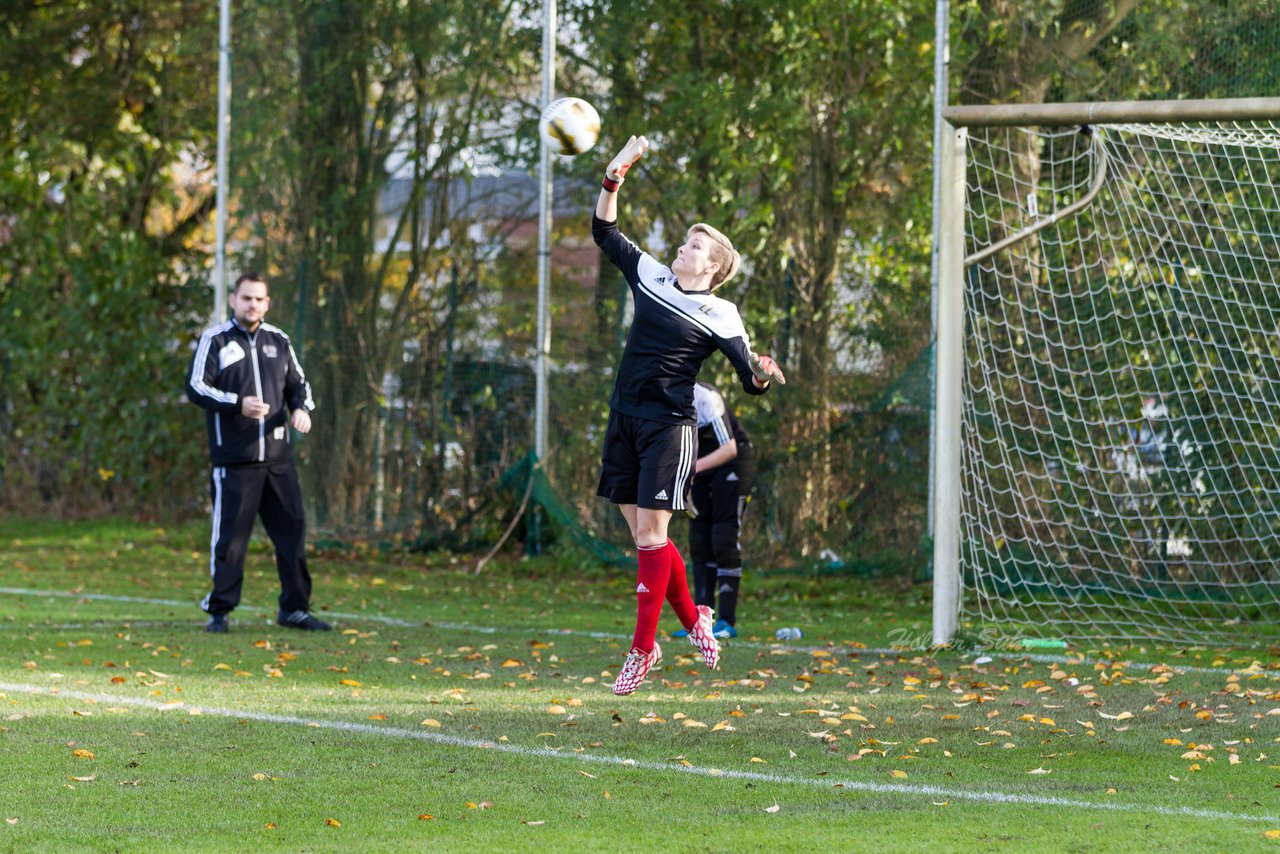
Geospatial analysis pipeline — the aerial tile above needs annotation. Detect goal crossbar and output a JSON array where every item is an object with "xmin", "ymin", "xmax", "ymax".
[{"xmin": 943, "ymin": 96, "xmax": 1280, "ymax": 128}]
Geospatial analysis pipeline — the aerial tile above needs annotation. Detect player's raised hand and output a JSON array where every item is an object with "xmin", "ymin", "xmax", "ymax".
[
  {"xmin": 750, "ymin": 353, "xmax": 787, "ymax": 386},
  {"xmin": 607, "ymin": 134, "xmax": 649, "ymax": 182}
]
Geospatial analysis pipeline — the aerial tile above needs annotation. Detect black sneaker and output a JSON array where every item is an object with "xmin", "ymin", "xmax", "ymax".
[
  {"xmin": 277, "ymin": 610, "xmax": 332, "ymax": 631},
  {"xmin": 206, "ymin": 613, "xmax": 229, "ymax": 633}
]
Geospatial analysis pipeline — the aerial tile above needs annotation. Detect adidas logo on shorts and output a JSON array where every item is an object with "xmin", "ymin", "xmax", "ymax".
[{"xmin": 654, "ymin": 489, "xmax": 669, "ymax": 501}]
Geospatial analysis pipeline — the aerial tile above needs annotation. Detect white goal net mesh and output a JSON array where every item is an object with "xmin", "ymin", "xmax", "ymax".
[{"xmin": 960, "ymin": 118, "xmax": 1280, "ymax": 645}]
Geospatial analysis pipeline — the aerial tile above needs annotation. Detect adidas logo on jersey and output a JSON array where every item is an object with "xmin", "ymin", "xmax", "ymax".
[
  {"xmin": 726, "ymin": 472, "xmax": 738, "ymax": 481},
  {"xmin": 636, "ymin": 582, "xmax": 651, "ymax": 593},
  {"xmin": 654, "ymin": 489, "xmax": 669, "ymax": 501}
]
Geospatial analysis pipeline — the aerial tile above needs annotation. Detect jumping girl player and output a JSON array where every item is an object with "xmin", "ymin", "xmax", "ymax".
[{"xmin": 593, "ymin": 135, "xmax": 786, "ymax": 695}]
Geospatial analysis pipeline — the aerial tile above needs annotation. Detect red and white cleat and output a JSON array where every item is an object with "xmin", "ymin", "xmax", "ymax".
[
  {"xmin": 612, "ymin": 642, "xmax": 662, "ymax": 696},
  {"xmin": 686, "ymin": 605, "xmax": 720, "ymax": 670}
]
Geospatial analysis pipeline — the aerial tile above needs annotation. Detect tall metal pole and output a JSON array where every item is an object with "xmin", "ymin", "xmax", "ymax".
[
  {"xmin": 534, "ymin": 0, "xmax": 555, "ymax": 462},
  {"xmin": 528, "ymin": 0, "xmax": 556, "ymax": 555},
  {"xmin": 214, "ymin": 0, "xmax": 232, "ymax": 324},
  {"xmin": 926, "ymin": 0, "xmax": 950, "ymax": 545}
]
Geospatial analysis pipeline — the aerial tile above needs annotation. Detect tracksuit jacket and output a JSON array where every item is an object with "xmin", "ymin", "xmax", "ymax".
[{"xmin": 185, "ymin": 318, "xmax": 315, "ymax": 466}]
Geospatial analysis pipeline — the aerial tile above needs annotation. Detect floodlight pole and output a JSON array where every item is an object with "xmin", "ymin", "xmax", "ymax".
[
  {"xmin": 535, "ymin": 0, "xmax": 555, "ymax": 464},
  {"xmin": 213, "ymin": 0, "xmax": 231, "ymax": 323},
  {"xmin": 530, "ymin": 0, "xmax": 556, "ymax": 554},
  {"xmin": 926, "ymin": 0, "xmax": 950, "ymax": 544}
]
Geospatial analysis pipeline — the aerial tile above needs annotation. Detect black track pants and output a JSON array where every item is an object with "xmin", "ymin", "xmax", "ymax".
[{"xmin": 201, "ymin": 462, "xmax": 311, "ymax": 616}]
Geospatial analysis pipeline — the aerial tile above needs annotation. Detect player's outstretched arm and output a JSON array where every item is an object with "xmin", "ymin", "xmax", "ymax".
[{"xmin": 596, "ymin": 134, "xmax": 648, "ymax": 221}]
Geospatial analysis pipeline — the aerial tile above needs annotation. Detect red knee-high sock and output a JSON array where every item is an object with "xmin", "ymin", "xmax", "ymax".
[
  {"xmin": 664, "ymin": 540, "xmax": 699, "ymax": 629},
  {"xmin": 631, "ymin": 543, "xmax": 669, "ymax": 652}
]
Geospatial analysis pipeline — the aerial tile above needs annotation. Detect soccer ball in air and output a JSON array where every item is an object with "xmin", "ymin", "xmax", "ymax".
[{"xmin": 539, "ymin": 97, "xmax": 601, "ymax": 156}]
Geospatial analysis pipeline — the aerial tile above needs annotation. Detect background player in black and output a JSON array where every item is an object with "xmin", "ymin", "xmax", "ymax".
[
  {"xmin": 593, "ymin": 134, "xmax": 786, "ymax": 694},
  {"xmin": 672, "ymin": 381, "xmax": 754, "ymax": 640},
  {"xmin": 186, "ymin": 273, "xmax": 330, "ymax": 633}
]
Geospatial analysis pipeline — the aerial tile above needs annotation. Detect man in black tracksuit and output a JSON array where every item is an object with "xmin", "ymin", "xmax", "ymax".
[{"xmin": 185, "ymin": 273, "xmax": 330, "ymax": 633}]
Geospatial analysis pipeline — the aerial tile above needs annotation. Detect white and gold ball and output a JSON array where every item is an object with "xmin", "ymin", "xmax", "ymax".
[{"xmin": 539, "ymin": 97, "xmax": 601, "ymax": 156}]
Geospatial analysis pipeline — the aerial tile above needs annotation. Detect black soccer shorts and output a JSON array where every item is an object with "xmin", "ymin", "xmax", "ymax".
[{"xmin": 596, "ymin": 410, "xmax": 696, "ymax": 510}]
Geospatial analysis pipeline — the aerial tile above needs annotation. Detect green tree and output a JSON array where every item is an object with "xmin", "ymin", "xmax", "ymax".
[
  {"xmin": 0, "ymin": 1, "xmax": 216, "ymax": 514},
  {"xmin": 223, "ymin": 0, "xmax": 540, "ymax": 529}
]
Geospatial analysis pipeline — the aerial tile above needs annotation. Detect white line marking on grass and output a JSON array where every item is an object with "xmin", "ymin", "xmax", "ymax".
[
  {"xmin": 1, "ymin": 587, "xmax": 1272, "ymax": 678},
  {"xmin": 0, "ymin": 587, "xmax": 420, "ymax": 628},
  {"xmin": 0, "ymin": 680, "xmax": 1274, "ymax": 825}
]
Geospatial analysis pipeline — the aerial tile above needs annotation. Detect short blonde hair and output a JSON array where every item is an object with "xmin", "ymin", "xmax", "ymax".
[{"xmin": 688, "ymin": 223, "xmax": 740, "ymax": 290}]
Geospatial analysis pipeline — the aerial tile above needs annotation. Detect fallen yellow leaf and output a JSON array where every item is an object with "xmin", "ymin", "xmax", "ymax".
[
  {"xmin": 72, "ymin": 749, "xmax": 95, "ymax": 759},
  {"xmin": 324, "ymin": 818, "xmax": 341, "ymax": 827}
]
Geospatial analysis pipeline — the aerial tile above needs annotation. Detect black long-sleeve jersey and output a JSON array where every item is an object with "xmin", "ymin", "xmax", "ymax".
[
  {"xmin": 185, "ymin": 318, "xmax": 315, "ymax": 466},
  {"xmin": 593, "ymin": 215, "xmax": 767, "ymax": 425},
  {"xmin": 693, "ymin": 382, "xmax": 751, "ymax": 456}
]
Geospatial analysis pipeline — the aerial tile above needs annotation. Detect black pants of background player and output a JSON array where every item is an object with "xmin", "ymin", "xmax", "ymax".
[
  {"xmin": 688, "ymin": 450, "xmax": 755, "ymax": 627},
  {"xmin": 201, "ymin": 462, "xmax": 312, "ymax": 617}
]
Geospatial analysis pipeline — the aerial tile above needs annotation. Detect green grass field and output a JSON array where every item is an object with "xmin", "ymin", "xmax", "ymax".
[{"xmin": 1, "ymin": 519, "xmax": 1278, "ymax": 852}]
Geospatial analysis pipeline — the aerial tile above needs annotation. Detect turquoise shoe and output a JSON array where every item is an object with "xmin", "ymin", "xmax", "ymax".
[
  {"xmin": 670, "ymin": 627, "xmax": 690, "ymax": 639},
  {"xmin": 712, "ymin": 619, "xmax": 737, "ymax": 639}
]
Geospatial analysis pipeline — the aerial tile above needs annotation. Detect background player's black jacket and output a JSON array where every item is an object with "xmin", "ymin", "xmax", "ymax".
[
  {"xmin": 693, "ymin": 383, "xmax": 751, "ymax": 460},
  {"xmin": 186, "ymin": 318, "xmax": 315, "ymax": 466},
  {"xmin": 594, "ymin": 215, "xmax": 766, "ymax": 426}
]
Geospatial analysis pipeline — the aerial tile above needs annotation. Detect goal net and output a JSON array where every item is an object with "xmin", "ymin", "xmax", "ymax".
[{"xmin": 936, "ymin": 101, "xmax": 1280, "ymax": 646}]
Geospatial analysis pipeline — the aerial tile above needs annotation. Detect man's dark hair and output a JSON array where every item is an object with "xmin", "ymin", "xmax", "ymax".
[{"xmin": 234, "ymin": 273, "xmax": 268, "ymax": 293}]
